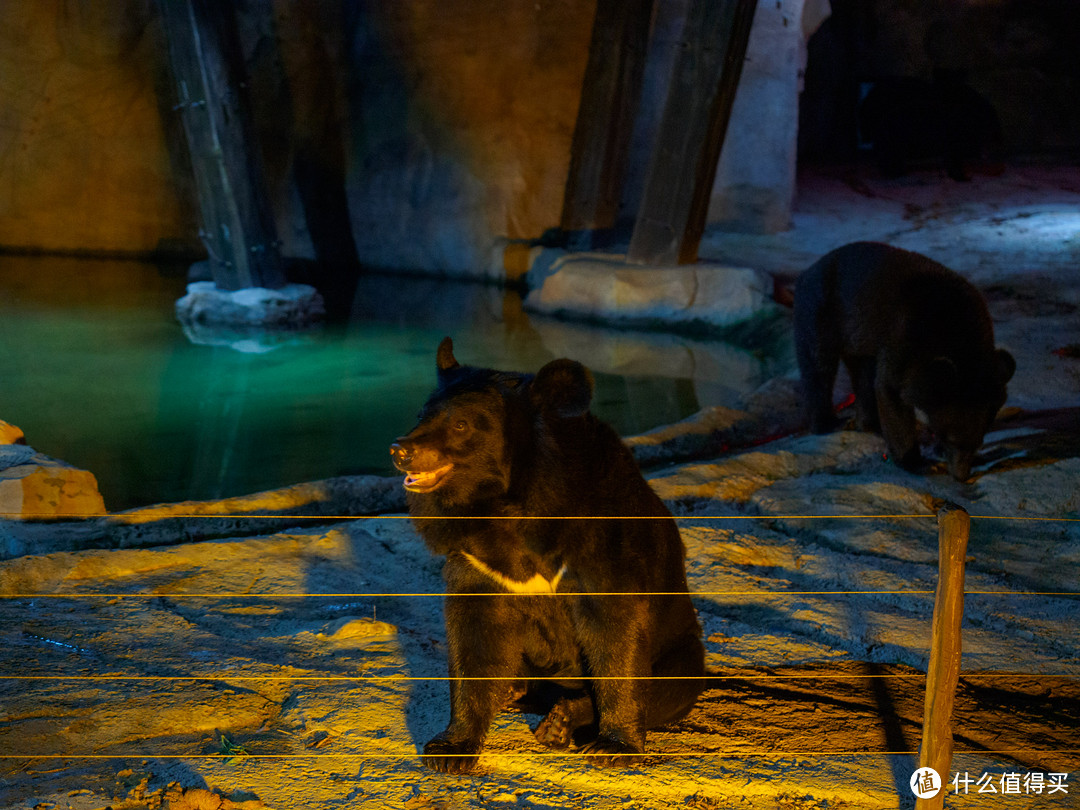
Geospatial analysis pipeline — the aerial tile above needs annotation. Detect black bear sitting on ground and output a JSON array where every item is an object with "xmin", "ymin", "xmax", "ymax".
[
  {"xmin": 794, "ymin": 242, "xmax": 1015, "ymax": 481},
  {"xmin": 390, "ymin": 338, "xmax": 705, "ymax": 773}
]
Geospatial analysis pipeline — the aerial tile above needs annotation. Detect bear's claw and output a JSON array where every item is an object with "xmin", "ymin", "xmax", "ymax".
[
  {"xmin": 421, "ymin": 733, "xmax": 482, "ymax": 773},
  {"xmin": 581, "ymin": 733, "xmax": 646, "ymax": 768}
]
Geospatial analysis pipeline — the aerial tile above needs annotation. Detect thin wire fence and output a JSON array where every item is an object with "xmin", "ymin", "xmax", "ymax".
[
  {"xmin": 1, "ymin": 672, "xmax": 1075, "ymax": 682},
  {"xmin": 1, "ymin": 510, "xmax": 1077, "ymax": 763},
  {"xmin": 3, "ymin": 750, "xmax": 1079, "ymax": 761},
  {"xmin": 1, "ymin": 512, "xmax": 1077, "ymax": 520}
]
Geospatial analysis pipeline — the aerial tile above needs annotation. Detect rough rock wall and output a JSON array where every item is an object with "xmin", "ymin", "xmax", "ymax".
[
  {"xmin": 0, "ymin": 0, "xmax": 593, "ymax": 275},
  {"xmin": 0, "ymin": 1, "xmax": 194, "ymax": 255},
  {"xmin": 343, "ymin": 0, "xmax": 593, "ymax": 275},
  {"xmin": 0, "ymin": 0, "xmax": 823, "ymax": 268},
  {"xmin": 2, "ymin": 0, "xmax": 1079, "ymax": 272}
]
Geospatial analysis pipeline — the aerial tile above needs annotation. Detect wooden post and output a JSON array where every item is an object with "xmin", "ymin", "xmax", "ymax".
[
  {"xmin": 156, "ymin": 0, "xmax": 286, "ymax": 291},
  {"xmin": 558, "ymin": 0, "xmax": 655, "ymax": 250},
  {"xmin": 916, "ymin": 504, "xmax": 970, "ymax": 809},
  {"xmin": 626, "ymin": 0, "xmax": 757, "ymax": 266}
]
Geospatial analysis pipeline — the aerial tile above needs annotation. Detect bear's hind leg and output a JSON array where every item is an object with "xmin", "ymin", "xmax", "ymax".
[
  {"xmin": 845, "ymin": 356, "xmax": 881, "ymax": 433},
  {"xmin": 643, "ymin": 632, "xmax": 706, "ymax": 730},
  {"xmin": 534, "ymin": 692, "xmax": 597, "ymax": 749},
  {"xmin": 794, "ymin": 314, "xmax": 842, "ymax": 434}
]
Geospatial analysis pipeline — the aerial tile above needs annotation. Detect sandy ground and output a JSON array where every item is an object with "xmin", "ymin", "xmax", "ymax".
[{"xmin": 1, "ymin": 164, "xmax": 1079, "ymax": 809}]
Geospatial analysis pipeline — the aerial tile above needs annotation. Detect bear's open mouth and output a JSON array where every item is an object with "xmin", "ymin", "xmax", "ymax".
[{"xmin": 403, "ymin": 463, "xmax": 454, "ymax": 493}]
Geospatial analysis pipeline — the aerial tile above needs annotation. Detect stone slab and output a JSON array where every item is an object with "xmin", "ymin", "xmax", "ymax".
[
  {"xmin": 523, "ymin": 249, "xmax": 780, "ymax": 330},
  {"xmin": 0, "ymin": 451, "xmax": 106, "ymax": 519},
  {"xmin": 175, "ymin": 280, "xmax": 325, "ymax": 328}
]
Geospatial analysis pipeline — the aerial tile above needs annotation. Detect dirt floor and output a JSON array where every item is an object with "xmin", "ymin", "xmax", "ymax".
[{"xmin": 2, "ymin": 163, "xmax": 1079, "ymax": 809}]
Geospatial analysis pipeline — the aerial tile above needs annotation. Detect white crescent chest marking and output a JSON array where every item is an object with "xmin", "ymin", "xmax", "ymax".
[{"xmin": 461, "ymin": 552, "xmax": 567, "ymax": 594}]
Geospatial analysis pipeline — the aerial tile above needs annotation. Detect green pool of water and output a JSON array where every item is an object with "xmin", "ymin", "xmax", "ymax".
[{"xmin": 0, "ymin": 256, "xmax": 792, "ymax": 511}]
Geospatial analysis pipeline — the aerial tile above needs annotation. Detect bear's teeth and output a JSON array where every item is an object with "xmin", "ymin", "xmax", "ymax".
[{"xmin": 403, "ymin": 464, "xmax": 454, "ymax": 492}]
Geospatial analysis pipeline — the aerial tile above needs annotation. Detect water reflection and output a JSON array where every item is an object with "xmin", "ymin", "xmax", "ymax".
[{"xmin": 0, "ymin": 257, "xmax": 793, "ymax": 510}]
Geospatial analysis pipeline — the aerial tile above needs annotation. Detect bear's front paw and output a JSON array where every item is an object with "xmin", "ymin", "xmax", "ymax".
[
  {"xmin": 581, "ymin": 732, "xmax": 645, "ymax": 768},
  {"xmin": 422, "ymin": 732, "xmax": 482, "ymax": 773}
]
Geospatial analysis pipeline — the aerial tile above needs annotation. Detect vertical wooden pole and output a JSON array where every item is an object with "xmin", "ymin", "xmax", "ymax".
[
  {"xmin": 916, "ymin": 504, "xmax": 970, "ymax": 809},
  {"xmin": 157, "ymin": 0, "xmax": 286, "ymax": 291},
  {"xmin": 626, "ymin": 0, "xmax": 757, "ymax": 266},
  {"xmin": 558, "ymin": 0, "xmax": 655, "ymax": 250}
]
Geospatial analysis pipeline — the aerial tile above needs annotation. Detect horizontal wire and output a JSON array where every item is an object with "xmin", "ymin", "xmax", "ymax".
[
  {"xmin": 0, "ymin": 674, "xmax": 912, "ymax": 682},
  {"xmin": 3, "ymin": 505, "xmax": 1072, "ymax": 767},
  {"xmin": 0, "ymin": 673, "xmax": 1072, "ymax": 682},
  {"xmin": 3, "ymin": 590, "xmax": 1077, "ymax": 598},
  {"xmin": 2, "ymin": 750, "xmax": 1078, "ymax": 760},
  {"xmin": 3, "ymin": 512, "xmax": 929, "ymax": 520},
  {"xmin": 4, "ymin": 590, "xmax": 935, "ymax": 598},
  {"xmin": 970, "ymin": 514, "xmax": 1080, "ymax": 522},
  {"xmin": 2, "ymin": 512, "xmax": 1077, "ymax": 521}
]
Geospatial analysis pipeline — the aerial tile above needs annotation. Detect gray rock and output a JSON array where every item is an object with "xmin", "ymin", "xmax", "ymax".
[
  {"xmin": 524, "ymin": 250, "xmax": 781, "ymax": 331},
  {"xmin": 0, "ymin": 473, "xmax": 407, "ymax": 561},
  {"xmin": 175, "ymin": 281, "xmax": 325, "ymax": 328},
  {"xmin": 0, "ymin": 448, "xmax": 106, "ymax": 521}
]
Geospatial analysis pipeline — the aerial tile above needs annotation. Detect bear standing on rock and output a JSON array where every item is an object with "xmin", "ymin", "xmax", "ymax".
[
  {"xmin": 794, "ymin": 241, "xmax": 1015, "ymax": 481},
  {"xmin": 390, "ymin": 338, "xmax": 705, "ymax": 773}
]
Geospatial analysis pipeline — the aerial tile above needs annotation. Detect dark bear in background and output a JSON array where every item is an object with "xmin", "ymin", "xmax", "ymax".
[
  {"xmin": 859, "ymin": 71, "xmax": 1004, "ymax": 181},
  {"xmin": 794, "ymin": 242, "xmax": 1015, "ymax": 481},
  {"xmin": 390, "ymin": 338, "xmax": 704, "ymax": 772}
]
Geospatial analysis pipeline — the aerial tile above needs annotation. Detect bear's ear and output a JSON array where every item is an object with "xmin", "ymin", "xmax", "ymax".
[
  {"xmin": 994, "ymin": 349, "xmax": 1016, "ymax": 385},
  {"xmin": 531, "ymin": 359, "xmax": 593, "ymax": 418},
  {"xmin": 907, "ymin": 356, "xmax": 957, "ymax": 408},
  {"xmin": 436, "ymin": 337, "xmax": 460, "ymax": 373}
]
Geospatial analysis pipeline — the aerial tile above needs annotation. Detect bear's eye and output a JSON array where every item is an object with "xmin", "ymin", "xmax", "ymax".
[{"xmin": 453, "ymin": 419, "xmax": 468, "ymax": 432}]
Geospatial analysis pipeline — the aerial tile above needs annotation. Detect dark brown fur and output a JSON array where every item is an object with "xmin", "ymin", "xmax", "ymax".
[
  {"xmin": 390, "ymin": 338, "xmax": 705, "ymax": 772},
  {"xmin": 794, "ymin": 242, "xmax": 1014, "ymax": 481}
]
